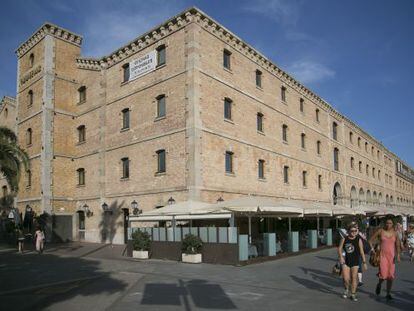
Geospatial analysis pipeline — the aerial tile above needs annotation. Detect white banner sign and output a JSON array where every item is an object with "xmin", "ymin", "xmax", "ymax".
[{"xmin": 129, "ymin": 50, "xmax": 157, "ymax": 81}]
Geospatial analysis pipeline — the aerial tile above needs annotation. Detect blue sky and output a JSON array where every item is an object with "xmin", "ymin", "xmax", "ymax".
[{"xmin": 1, "ymin": 0, "xmax": 413, "ymax": 167}]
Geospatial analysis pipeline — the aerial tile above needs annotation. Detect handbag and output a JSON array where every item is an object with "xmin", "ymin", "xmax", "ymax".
[
  {"xmin": 332, "ymin": 262, "xmax": 342, "ymax": 276},
  {"xmin": 369, "ymin": 245, "xmax": 380, "ymax": 267}
]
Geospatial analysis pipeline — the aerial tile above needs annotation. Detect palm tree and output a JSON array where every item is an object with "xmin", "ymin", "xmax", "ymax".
[{"xmin": 0, "ymin": 126, "xmax": 29, "ymax": 194}]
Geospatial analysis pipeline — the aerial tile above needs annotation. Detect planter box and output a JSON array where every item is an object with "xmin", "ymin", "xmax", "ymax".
[
  {"xmin": 182, "ymin": 253, "xmax": 202, "ymax": 263},
  {"xmin": 132, "ymin": 250, "xmax": 149, "ymax": 259}
]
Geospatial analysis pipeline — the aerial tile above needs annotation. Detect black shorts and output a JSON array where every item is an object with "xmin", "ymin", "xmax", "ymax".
[{"xmin": 345, "ymin": 256, "xmax": 359, "ymax": 268}]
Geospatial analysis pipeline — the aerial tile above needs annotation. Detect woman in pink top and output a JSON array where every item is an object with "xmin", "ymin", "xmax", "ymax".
[{"xmin": 369, "ymin": 217, "xmax": 401, "ymax": 301}]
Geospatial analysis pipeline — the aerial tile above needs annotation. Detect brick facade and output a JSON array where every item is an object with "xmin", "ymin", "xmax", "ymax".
[{"xmin": 1, "ymin": 7, "xmax": 413, "ymax": 243}]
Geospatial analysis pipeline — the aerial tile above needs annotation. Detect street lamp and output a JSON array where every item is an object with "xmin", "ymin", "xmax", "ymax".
[
  {"xmin": 102, "ymin": 202, "xmax": 112, "ymax": 215},
  {"xmin": 167, "ymin": 197, "xmax": 175, "ymax": 205},
  {"xmin": 131, "ymin": 200, "xmax": 141, "ymax": 215},
  {"xmin": 83, "ymin": 203, "xmax": 93, "ymax": 217}
]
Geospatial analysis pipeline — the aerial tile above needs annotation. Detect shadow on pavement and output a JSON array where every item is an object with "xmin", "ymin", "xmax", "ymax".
[
  {"xmin": 0, "ymin": 250, "xmax": 127, "ymax": 311},
  {"xmin": 315, "ymin": 256, "xmax": 337, "ymax": 263},
  {"xmin": 141, "ymin": 279, "xmax": 237, "ymax": 310},
  {"xmin": 293, "ymin": 266, "xmax": 414, "ymax": 310}
]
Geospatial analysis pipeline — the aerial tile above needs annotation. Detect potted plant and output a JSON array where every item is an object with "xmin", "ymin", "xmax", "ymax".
[
  {"xmin": 181, "ymin": 234, "xmax": 203, "ymax": 263},
  {"xmin": 131, "ymin": 230, "xmax": 151, "ymax": 259}
]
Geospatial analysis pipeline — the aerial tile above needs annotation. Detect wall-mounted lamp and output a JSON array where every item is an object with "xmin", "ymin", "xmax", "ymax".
[
  {"xmin": 101, "ymin": 202, "xmax": 112, "ymax": 215},
  {"xmin": 83, "ymin": 203, "xmax": 93, "ymax": 217},
  {"xmin": 167, "ymin": 197, "xmax": 176, "ymax": 205},
  {"xmin": 131, "ymin": 200, "xmax": 141, "ymax": 215}
]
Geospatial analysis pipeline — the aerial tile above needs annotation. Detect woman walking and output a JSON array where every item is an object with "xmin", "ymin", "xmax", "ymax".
[
  {"xmin": 338, "ymin": 223, "xmax": 367, "ymax": 301},
  {"xmin": 369, "ymin": 217, "xmax": 401, "ymax": 301},
  {"xmin": 34, "ymin": 226, "xmax": 45, "ymax": 254}
]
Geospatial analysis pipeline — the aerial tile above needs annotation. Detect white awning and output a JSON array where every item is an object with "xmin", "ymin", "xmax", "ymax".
[
  {"xmin": 129, "ymin": 200, "xmax": 231, "ymax": 222},
  {"xmin": 332, "ymin": 205, "xmax": 366, "ymax": 216},
  {"xmin": 216, "ymin": 196, "xmax": 303, "ymax": 215},
  {"xmin": 303, "ymin": 201, "xmax": 333, "ymax": 216}
]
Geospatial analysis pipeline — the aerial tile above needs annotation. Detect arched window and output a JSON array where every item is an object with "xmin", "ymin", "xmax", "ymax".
[
  {"xmin": 283, "ymin": 166, "xmax": 289, "ymax": 184},
  {"xmin": 26, "ymin": 128, "xmax": 32, "ymax": 146},
  {"xmin": 77, "ymin": 168, "xmax": 85, "ymax": 185},
  {"xmin": 122, "ymin": 63, "xmax": 130, "ymax": 82},
  {"xmin": 349, "ymin": 131, "xmax": 353, "ymax": 143},
  {"xmin": 350, "ymin": 157, "xmax": 355, "ymax": 169},
  {"xmin": 357, "ymin": 137, "xmax": 361, "ymax": 147},
  {"xmin": 282, "ymin": 124, "xmax": 288, "ymax": 142},
  {"xmin": 316, "ymin": 140, "xmax": 321, "ymax": 155},
  {"xmin": 29, "ymin": 53, "xmax": 34, "ymax": 68},
  {"xmin": 28, "ymin": 90, "xmax": 33, "ymax": 107},
  {"xmin": 4, "ymin": 108, "xmax": 8, "ymax": 118},
  {"xmin": 359, "ymin": 161, "xmax": 362, "ymax": 173},
  {"xmin": 299, "ymin": 98, "xmax": 304, "ymax": 113}
]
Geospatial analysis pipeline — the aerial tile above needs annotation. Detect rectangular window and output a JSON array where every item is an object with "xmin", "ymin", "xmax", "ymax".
[
  {"xmin": 332, "ymin": 122, "xmax": 338, "ymax": 140},
  {"xmin": 257, "ymin": 113, "xmax": 263, "ymax": 132},
  {"xmin": 122, "ymin": 63, "xmax": 130, "ymax": 82},
  {"xmin": 255, "ymin": 70, "xmax": 262, "ymax": 88},
  {"xmin": 301, "ymin": 133, "xmax": 306, "ymax": 149},
  {"xmin": 157, "ymin": 45, "xmax": 166, "ymax": 66},
  {"xmin": 282, "ymin": 125, "xmax": 288, "ymax": 142},
  {"xmin": 283, "ymin": 166, "xmax": 289, "ymax": 184},
  {"xmin": 315, "ymin": 109, "xmax": 320, "ymax": 122},
  {"xmin": 157, "ymin": 95, "xmax": 166, "ymax": 118},
  {"xmin": 223, "ymin": 49, "xmax": 231, "ymax": 70},
  {"xmin": 318, "ymin": 174, "xmax": 322, "ymax": 190},
  {"xmin": 157, "ymin": 149, "xmax": 166, "ymax": 173},
  {"xmin": 281, "ymin": 86, "xmax": 286, "ymax": 102},
  {"xmin": 122, "ymin": 108, "xmax": 130, "ymax": 129},
  {"xmin": 302, "ymin": 171, "xmax": 307, "ymax": 187},
  {"xmin": 77, "ymin": 168, "xmax": 85, "ymax": 185},
  {"xmin": 317, "ymin": 141, "xmax": 321, "ymax": 155},
  {"xmin": 333, "ymin": 148, "xmax": 339, "ymax": 171},
  {"xmin": 299, "ymin": 98, "xmax": 304, "ymax": 113},
  {"xmin": 224, "ymin": 98, "xmax": 232, "ymax": 120},
  {"xmin": 78, "ymin": 86, "xmax": 86, "ymax": 103},
  {"xmin": 359, "ymin": 161, "xmax": 362, "ymax": 173},
  {"xmin": 258, "ymin": 159, "xmax": 265, "ymax": 179},
  {"xmin": 27, "ymin": 170, "xmax": 32, "ymax": 188},
  {"xmin": 121, "ymin": 158, "xmax": 129, "ymax": 179},
  {"xmin": 77, "ymin": 125, "xmax": 85, "ymax": 143},
  {"xmin": 225, "ymin": 151, "xmax": 233, "ymax": 173}
]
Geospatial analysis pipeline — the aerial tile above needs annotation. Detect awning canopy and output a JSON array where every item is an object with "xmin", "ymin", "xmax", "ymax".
[
  {"xmin": 129, "ymin": 200, "xmax": 231, "ymax": 222},
  {"xmin": 216, "ymin": 196, "xmax": 303, "ymax": 216},
  {"xmin": 332, "ymin": 204, "xmax": 366, "ymax": 216},
  {"xmin": 303, "ymin": 201, "xmax": 333, "ymax": 216}
]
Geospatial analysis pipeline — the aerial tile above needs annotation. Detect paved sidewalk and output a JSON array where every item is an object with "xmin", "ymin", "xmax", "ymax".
[{"xmin": 0, "ymin": 244, "xmax": 413, "ymax": 310}]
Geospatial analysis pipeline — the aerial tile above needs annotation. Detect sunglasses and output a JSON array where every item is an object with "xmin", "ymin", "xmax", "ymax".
[{"xmin": 350, "ymin": 229, "xmax": 358, "ymax": 233}]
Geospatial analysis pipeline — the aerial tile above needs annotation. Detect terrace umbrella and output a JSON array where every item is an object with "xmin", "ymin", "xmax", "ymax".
[
  {"xmin": 217, "ymin": 196, "xmax": 303, "ymax": 243},
  {"xmin": 332, "ymin": 204, "xmax": 366, "ymax": 216},
  {"xmin": 302, "ymin": 201, "xmax": 332, "ymax": 234}
]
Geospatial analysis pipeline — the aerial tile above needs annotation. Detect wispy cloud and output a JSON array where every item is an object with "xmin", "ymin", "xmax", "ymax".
[
  {"xmin": 286, "ymin": 60, "xmax": 335, "ymax": 84},
  {"xmin": 79, "ymin": 1, "xmax": 184, "ymax": 57},
  {"xmin": 243, "ymin": 0, "xmax": 302, "ymax": 26}
]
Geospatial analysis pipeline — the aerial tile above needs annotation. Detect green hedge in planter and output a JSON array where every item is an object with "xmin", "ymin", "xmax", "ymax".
[
  {"xmin": 182, "ymin": 234, "xmax": 203, "ymax": 254},
  {"xmin": 131, "ymin": 230, "xmax": 151, "ymax": 251}
]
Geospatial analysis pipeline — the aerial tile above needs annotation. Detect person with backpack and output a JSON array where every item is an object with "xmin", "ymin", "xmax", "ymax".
[{"xmin": 34, "ymin": 226, "xmax": 45, "ymax": 254}]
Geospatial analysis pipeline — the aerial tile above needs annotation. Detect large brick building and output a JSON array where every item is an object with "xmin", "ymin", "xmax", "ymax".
[{"xmin": 1, "ymin": 7, "xmax": 413, "ymax": 244}]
